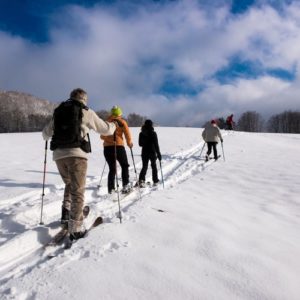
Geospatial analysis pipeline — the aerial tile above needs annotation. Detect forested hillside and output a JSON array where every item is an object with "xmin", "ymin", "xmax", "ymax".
[
  {"xmin": 0, "ymin": 91, "xmax": 147, "ymax": 133},
  {"xmin": 0, "ymin": 91, "xmax": 55, "ymax": 133},
  {"xmin": 1, "ymin": 90, "xmax": 299, "ymax": 133}
]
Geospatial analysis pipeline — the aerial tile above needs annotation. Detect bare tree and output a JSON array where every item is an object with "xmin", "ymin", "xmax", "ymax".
[
  {"xmin": 127, "ymin": 113, "xmax": 147, "ymax": 127},
  {"xmin": 0, "ymin": 90, "xmax": 150, "ymax": 132},
  {"xmin": 0, "ymin": 91, "xmax": 54, "ymax": 132},
  {"xmin": 27, "ymin": 114, "xmax": 52, "ymax": 132},
  {"xmin": 237, "ymin": 111, "xmax": 264, "ymax": 132},
  {"xmin": 95, "ymin": 110, "xmax": 110, "ymax": 121},
  {"xmin": 267, "ymin": 111, "xmax": 300, "ymax": 133},
  {"xmin": 217, "ymin": 117, "xmax": 226, "ymax": 129}
]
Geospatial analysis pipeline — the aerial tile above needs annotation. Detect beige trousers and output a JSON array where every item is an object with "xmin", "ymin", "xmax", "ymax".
[{"xmin": 56, "ymin": 157, "xmax": 87, "ymax": 228}]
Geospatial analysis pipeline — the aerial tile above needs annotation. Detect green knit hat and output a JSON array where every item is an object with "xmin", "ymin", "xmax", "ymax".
[{"xmin": 111, "ymin": 105, "xmax": 122, "ymax": 117}]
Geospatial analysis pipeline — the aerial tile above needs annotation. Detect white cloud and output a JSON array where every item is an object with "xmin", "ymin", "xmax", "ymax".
[{"xmin": 0, "ymin": 0, "xmax": 300, "ymax": 125}]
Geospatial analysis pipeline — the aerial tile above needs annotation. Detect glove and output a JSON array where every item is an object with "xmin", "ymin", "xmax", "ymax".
[
  {"xmin": 221, "ymin": 139, "xmax": 223, "ymax": 143},
  {"xmin": 157, "ymin": 153, "xmax": 162, "ymax": 161}
]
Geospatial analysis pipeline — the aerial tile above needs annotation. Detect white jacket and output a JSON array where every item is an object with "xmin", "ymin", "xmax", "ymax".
[
  {"xmin": 43, "ymin": 99, "xmax": 116, "ymax": 161},
  {"xmin": 202, "ymin": 123, "xmax": 223, "ymax": 143}
]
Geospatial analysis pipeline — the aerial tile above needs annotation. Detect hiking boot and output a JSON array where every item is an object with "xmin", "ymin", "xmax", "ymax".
[
  {"xmin": 205, "ymin": 155, "xmax": 209, "ymax": 162},
  {"xmin": 70, "ymin": 230, "xmax": 87, "ymax": 241},
  {"xmin": 108, "ymin": 189, "xmax": 116, "ymax": 194},
  {"xmin": 61, "ymin": 206, "xmax": 70, "ymax": 225},
  {"xmin": 153, "ymin": 180, "xmax": 160, "ymax": 187},
  {"xmin": 121, "ymin": 183, "xmax": 132, "ymax": 194},
  {"xmin": 68, "ymin": 219, "xmax": 86, "ymax": 241},
  {"xmin": 139, "ymin": 180, "xmax": 146, "ymax": 188}
]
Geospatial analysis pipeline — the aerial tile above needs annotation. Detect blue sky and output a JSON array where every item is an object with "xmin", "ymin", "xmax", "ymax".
[{"xmin": 0, "ymin": 0, "xmax": 299, "ymax": 126}]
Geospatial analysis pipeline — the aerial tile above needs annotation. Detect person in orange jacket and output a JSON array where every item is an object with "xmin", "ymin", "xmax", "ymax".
[{"xmin": 100, "ymin": 106, "xmax": 133, "ymax": 194}]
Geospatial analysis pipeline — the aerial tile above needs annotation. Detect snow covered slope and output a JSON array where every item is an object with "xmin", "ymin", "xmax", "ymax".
[{"xmin": 0, "ymin": 129, "xmax": 299, "ymax": 300}]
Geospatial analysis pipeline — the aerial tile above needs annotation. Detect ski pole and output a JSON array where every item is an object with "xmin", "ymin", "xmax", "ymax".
[
  {"xmin": 39, "ymin": 140, "xmax": 48, "ymax": 225},
  {"xmin": 114, "ymin": 140, "xmax": 122, "ymax": 224},
  {"xmin": 130, "ymin": 147, "xmax": 142, "ymax": 200},
  {"xmin": 221, "ymin": 141, "xmax": 225, "ymax": 161},
  {"xmin": 199, "ymin": 142, "xmax": 206, "ymax": 158},
  {"xmin": 159, "ymin": 159, "xmax": 164, "ymax": 189},
  {"xmin": 97, "ymin": 161, "xmax": 106, "ymax": 189}
]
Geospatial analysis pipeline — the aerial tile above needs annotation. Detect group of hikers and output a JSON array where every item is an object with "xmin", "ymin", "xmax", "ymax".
[
  {"xmin": 99, "ymin": 106, "xmax": 161, "ymax": 195},
  {"xmin": 42, "ymin": 88, "xmax": 230, "ymax": 241}
]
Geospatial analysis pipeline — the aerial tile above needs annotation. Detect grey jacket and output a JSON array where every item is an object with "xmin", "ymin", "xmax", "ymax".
[
  {"xmin": 202, "ymin": 123, "xmax": 223, "ymax": 143},
  {"xmin": 43, "ymin": 99, "xmax": 116, "ymax": 161}
]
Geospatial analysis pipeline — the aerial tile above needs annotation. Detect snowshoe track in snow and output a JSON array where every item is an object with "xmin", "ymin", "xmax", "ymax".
[{"xmin": 0, "ymin": 141, "xmax": 222, "ymax": 282}]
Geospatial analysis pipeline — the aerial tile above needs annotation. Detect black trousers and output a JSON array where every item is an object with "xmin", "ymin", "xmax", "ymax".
[
  {"xmin": 139, "ymin": 154, "xmax": 159, "ymax": 183},
  {"xmin": 206, "ymin": 142, "xmax": 218, "ymax": 159},
  {"xmin": 104, "ymin": 146, "xmax": 129, "ymax": 192},
  {"xmin": 226, "ymin": 123, "xmax": 233, "ymax": 130}
]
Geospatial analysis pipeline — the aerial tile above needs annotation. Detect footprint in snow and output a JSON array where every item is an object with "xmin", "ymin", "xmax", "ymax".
[{"xmin": 103, "ymin": 241, "xmax": 130, "ymax": 254}]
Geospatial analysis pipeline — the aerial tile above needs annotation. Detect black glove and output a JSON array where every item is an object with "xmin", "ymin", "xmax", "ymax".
[
  {"xmin": 221, "ymin": 139, "xmax": 223, "ymax": 143},
  {"xmin": 157, "ymin": 153, "xmax": 162, "ymax": 161}
]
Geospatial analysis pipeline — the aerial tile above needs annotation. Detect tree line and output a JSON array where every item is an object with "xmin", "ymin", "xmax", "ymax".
[
  {"xmin": 204, "ymin": 110, "xmax": 300, "ymax": 133},
  {"xmin": 1, "ymin": 91, "xmax": 299, "ymax": 133},
  {"xmin": 0, "ymin": 91, "xmax": 54, "ymax": 133},
  {"xmin": 0, "ymin": 91, "xmax": 147, "ymax": 133},
  {"xmin": 236, "ymin": 110, "xmax": 300, "ymax": 133},
  {"xmin": 95, "ymin": 110, "xmax": 147, "ymax": 127}
]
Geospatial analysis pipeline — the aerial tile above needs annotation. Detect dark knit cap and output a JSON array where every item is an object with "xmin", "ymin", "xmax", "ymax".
[{"xmin": 144, "ymin": 119, "xmax": 153, "ymax": 127}]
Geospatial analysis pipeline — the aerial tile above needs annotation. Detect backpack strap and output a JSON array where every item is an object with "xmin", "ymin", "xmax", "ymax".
[{"xmin": 68, "ymin": 98, "xmax": 89, "ymax": 111}]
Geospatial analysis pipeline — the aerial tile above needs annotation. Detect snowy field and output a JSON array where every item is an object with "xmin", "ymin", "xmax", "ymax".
[{"xmin": 0, "ymin": 128, "xmax": 300, "ymax": 300}]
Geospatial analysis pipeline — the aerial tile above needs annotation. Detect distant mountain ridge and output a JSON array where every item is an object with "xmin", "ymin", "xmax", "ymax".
[
  {"xmin": 0, "ymin": 90, "xmax": 56, "ymax": 133},
  {"xmin": 0, "ymin": 90, "xmax": 55, "ymax": 115},
  {"xmin": 0, "ymin": 90, "xmax": 148, "ymax": 132}
]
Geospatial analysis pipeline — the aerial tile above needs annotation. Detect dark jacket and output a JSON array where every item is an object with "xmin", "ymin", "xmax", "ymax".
[{"xmin": 139, "ymin": 125, "xmax": 161, "ymax": 160}]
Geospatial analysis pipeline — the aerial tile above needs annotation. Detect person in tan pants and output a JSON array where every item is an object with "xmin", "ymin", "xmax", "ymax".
[{"xmin": 43, "ymin": 88, "xmax": 116, "ymax": 240}]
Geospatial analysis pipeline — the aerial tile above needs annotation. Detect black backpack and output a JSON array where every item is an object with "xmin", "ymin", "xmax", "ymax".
[{"xmin": 50, "ymin": 99, "xmax": 91, "ymax": 152}]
